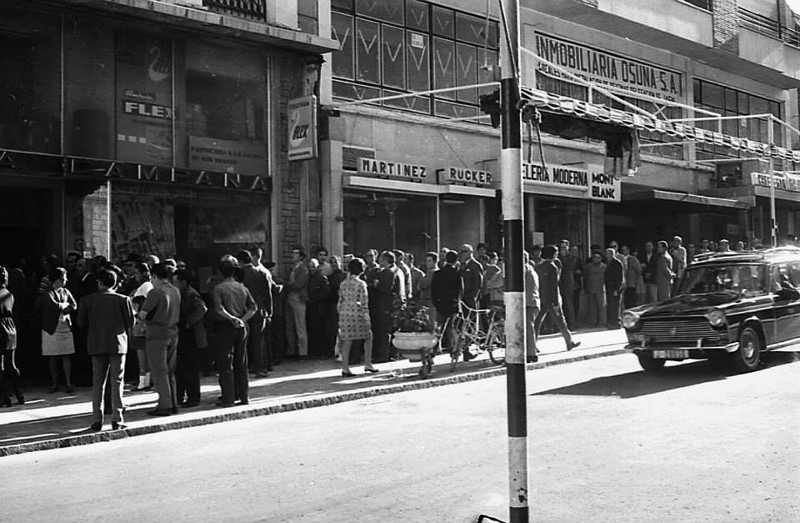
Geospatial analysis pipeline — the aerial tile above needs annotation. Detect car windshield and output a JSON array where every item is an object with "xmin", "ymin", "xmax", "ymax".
[{"xmin": 677, "ymin": 264, "xmax": 767, "ymax": 296}]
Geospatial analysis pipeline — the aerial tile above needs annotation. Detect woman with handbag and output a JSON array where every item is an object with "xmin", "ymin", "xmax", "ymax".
[
  {"xmin": 40, "ymin": 266, "xmax": 78, "ymax": 393},
  {"xmin": 0, "ymin": 266, "xmax": 23, "ymax": 407}
]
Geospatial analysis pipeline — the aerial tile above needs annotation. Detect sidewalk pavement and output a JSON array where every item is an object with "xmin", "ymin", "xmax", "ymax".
[{"xmin": 0, "ymin": 327, "xmax": 630, "ymax": 457}]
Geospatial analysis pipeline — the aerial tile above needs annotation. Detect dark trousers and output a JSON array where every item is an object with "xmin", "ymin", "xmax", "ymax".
[
  {"xmin": 246, "ymin": 312, "xmax": 267, "ymax": 373},
  {"xmin": 214, "ymin": 321, "xmax": 249, "ymax": 405},
  {"xmin": 92, "ymin": 354, "xmax": 125, "ymax": 423},
  {"xmin": 372, "ymin": 309, "xmax": 392, "ymax": 363},
  {"xmin": 306, "ymin": 302, "xmax": 329, "ymax": 357},
  {"xmin": 624, "ymin": 288, "xmax": 639, "ymax": 309},
  {"xmin": 176, "ymin": 329, "xmax": 202, "ymax": 404},
  {"xmin": 534, "ymin": 303, "xmax": 574, "ymax": 349},
  {"xmin": 606, "ymin": 289, "xmax": 621, "ymax": 328},
  {"xmin": 0, "ymin": 349, "xmax": 22, "ymax": 401}
]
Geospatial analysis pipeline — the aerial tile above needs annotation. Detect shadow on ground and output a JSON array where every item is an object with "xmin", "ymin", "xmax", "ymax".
[{"xmin": 532, "ymin": 350, "xmax": 800, "ymax": 399}]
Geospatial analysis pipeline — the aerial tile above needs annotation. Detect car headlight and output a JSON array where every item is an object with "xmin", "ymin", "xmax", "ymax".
[
  {"xmin": 621, "ymin": 311, "xmax": 640, "ymax": 329},
  {"xmin": 705, "ymin": 309, "xmax": 727, "ymax": 327}
]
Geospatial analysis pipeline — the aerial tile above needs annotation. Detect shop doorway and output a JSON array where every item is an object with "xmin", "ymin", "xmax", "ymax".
[{"xmin": 343, "ymin": 190, "xmax": 437, "ymax": 261}]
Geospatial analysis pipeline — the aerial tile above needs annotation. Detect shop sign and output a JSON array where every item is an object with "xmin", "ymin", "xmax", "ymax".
[
  {"xmin": 288, "ymin": 95, "xmax": 318, "ymax": 161},
  {"xmin": 750, "ymin": 172, "xmax": 800, "ymax": 193},
  {"xmin": 522, "ymin": 162, "xmax": 621, "ymax": 202},
  {"xmin": 437, "ymin": 166, "xmax": 493, "ymax": 187},
  {"xmin": 358, "ymin": 157, "xmax": 429, "ymax": 182},
  {"xmin": 116, "ymin": 35, "xmax": 173, "ymax": 165},
  {"xmin": 535, "ymin": 33, "xmax": 683, "ymax": 102},
  {"xmin": 189, "ymin": 136, "xmax": 267, "ymax": 177}
]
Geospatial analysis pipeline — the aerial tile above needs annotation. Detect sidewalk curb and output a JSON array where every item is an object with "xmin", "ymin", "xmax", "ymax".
[{"xmin": 0, "ymin": 347, "xmax": 629, "ymax": 458}]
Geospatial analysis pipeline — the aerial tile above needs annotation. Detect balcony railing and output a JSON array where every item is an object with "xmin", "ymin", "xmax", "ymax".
[
  {"xmin": 203, "ymin": 0, "xmax": 266, "ymax": 22},
  {"xmin": 739, "ymin": 7, "xmax": 800, "ymax": 48}
]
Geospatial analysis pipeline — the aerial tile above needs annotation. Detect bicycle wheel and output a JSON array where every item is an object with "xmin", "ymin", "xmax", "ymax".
[{"xmin": 487, "ymin": 319, "xmax": 506, "ymax": 365}]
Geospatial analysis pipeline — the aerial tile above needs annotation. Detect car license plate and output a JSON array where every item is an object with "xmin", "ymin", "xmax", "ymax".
[{"xmin": 653, "ymin": 350, "xmax": 689, "ymax": 359}]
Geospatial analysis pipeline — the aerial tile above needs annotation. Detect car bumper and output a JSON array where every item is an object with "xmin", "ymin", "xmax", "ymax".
[{"xmin": 626, "ymin": 341, "xmax": 740, "ymax": 358}]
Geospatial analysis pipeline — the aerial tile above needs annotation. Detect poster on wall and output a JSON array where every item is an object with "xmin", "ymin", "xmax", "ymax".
[
  {"xmin": 116, "ymin": 34, "xmax": 173, "ymax": 165},
  {"xmin": 111, "ymin": 198, "xmax": 176, "ymax": 261},
  {"xmin": 287, "ymin": 95, "xmax": 318, "ymax": 161}
]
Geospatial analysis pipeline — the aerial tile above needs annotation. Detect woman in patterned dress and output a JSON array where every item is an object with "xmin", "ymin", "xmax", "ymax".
[{"xmin": 337, "ymin": 258, "xmax": 378, "ymax": 377}]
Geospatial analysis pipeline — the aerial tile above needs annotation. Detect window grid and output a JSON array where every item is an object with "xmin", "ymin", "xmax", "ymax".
[
  {"xmin": 331, "ymin": 0, "xmax": 499, "ymax": 121},
  {"xmin": 693, "ymin": 79, "xmax": 783, "ymax": 162}
]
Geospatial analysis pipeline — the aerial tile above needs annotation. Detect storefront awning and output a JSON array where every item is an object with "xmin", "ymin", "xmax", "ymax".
[
  {"xmin": 520, "ymin": 87, "xmax": 800, "ymax": 163},
  {"xmin": 344, "ymin": 175, "xmax": 496, "ymax": 197},
  {"xmin": 626, "ymin": 189, "xmax": 751, "ymax": 209}
]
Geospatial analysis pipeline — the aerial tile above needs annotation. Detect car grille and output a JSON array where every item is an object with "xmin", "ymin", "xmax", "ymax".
[{"xmin": 640, "ymin": 319, "xmax": 727, "ymax": 344}]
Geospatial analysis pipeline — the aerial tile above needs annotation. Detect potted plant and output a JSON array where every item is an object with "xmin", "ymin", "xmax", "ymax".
[{"xmin": 391, "ymin": 302, "xmax": 439, "ymax": 361}]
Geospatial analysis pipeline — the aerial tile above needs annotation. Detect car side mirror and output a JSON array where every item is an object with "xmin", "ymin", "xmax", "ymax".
[{"xmin": 776, "ymin": 287, "xmax": 800, "ymax": 301}]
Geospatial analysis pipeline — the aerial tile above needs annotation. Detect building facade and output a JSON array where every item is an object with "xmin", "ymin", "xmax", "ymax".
[
  {"xmin": 0, "ymin": 0, "xmax": 336, "ymax": 272},
  {"xmin": 319, "ymin": 0, "xmax": 800, "ymax": 264}
]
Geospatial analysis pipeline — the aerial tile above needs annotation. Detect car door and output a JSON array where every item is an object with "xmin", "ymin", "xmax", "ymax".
[{"xmin": 773, "ymin": 262, "xmax": 800, "ymax": 344}]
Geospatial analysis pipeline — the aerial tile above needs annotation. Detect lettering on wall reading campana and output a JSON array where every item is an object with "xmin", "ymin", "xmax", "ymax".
[
  {"xmin": 359, "ymin": 158, "xmax": 427, "ymax": 182},
  {"xmin": 535, "ymin": 34, "xmax": 683, "ymax": 101},
  {"xmin": 522, "ymin": 162, "xmax": 621, "ymax": 202}
]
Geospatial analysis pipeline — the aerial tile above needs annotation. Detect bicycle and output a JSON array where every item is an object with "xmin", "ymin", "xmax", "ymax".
[{"xmin": 447, "ymin": 301, "xmax": 506, "ymax": 371}]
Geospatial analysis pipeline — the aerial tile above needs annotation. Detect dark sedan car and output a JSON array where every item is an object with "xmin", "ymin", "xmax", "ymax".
[{"xmin": 622, "ymin": 247, "xmax": 800, "ymax": 373}]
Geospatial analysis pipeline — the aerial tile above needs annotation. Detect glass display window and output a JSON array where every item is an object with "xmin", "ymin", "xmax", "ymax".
[
  {"xmin": 0, "ymin": 8, "xmax": 61, "ymax": 154},
  {"xmin": 182, "ymin": 40, "xmax": 268, "ymax": 176}
]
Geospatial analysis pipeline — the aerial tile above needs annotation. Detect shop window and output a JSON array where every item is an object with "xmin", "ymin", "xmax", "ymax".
[
  {"xmin": 65, "ymin": 16, "xmax": 115, "ymax": 159},
  {"xmin": 693, "ymin": 79, "xmax": 783, "ymax": 160},
  {"xmin": 0, "ymin": 9, "xmax": 61, "ymax": 154},
  {"xmin": 183, "ymin": 41, "xmax": 267, "ymax": 176},
  {"xmin": 115, "ymin": 32, "xmax": 174, "ymax": 165}
]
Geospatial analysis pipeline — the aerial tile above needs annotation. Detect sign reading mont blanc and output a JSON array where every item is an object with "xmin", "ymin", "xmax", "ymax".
[
  {"xmin": 437, "ymin": 166, "xmax": 493, "ymax": 187},
  {"xmin": 359, "ymin": 158, "xmax": 428, "ymax": 182},
  {"xmin": 522, "ymin": 162, "xmax": 621, "ymax": 202},
  {"xmin": 535, "ymin": 34, "xmax": 683, "ymax": 102}
]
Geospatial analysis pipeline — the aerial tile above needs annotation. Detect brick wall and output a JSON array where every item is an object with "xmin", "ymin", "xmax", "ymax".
[
  {"xmin": 712, "ymin": 0, "xmax": 739, "ymax": 54},
  {"xmin": 274, "ymin": 51, "xmax": 312, "ymax": 277}
]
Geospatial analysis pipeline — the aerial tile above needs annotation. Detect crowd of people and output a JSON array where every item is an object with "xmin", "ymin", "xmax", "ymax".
[{"xmin": 0, "ymin": 234, "xmax": 784, "ymax": 428}]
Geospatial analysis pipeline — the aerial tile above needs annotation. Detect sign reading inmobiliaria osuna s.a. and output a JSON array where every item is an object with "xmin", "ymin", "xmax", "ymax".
[
  {"xmin": 535, "ymin": 33, "xmax": 683, "ymax": 102},
  {"xmin": 522, "ymin": 162, "xmax": 621, "ymax": 202}
]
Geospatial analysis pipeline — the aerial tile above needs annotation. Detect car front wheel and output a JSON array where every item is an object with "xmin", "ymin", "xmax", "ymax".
[
  {"xmin": 637, "ymin": 352, "xmax": 666, "ymax": 372},
  {"xmin": 730, "ymin": 326, "xmax": 761, "ymax": 373}
]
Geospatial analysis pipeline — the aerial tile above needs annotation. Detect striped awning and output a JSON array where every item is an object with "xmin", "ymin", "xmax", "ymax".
[{"xmin": 520, "ymin": 87, "xmax": 800, "ymax": 163}]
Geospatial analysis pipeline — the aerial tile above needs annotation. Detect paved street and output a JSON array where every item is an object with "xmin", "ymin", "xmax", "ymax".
[{"xmin": 2, "ymin": 347, "xmax": 799, "ymax": 522}]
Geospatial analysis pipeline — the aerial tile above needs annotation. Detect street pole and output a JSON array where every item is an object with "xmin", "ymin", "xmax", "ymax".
[
  {"xmin": 499, "ymin": 0, "xmax": 528, "ymax": 521},
  {"xmin": 768, "ymin": 116, "xmax": 777, "ymax": 248}
]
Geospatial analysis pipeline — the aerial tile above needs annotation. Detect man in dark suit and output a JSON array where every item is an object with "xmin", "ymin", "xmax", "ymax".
[
  {"xmin": 534, "ymin": 245, "xmax": 580, "ymax": 351},
  {"xmin": 431, "ymin": 250, "xmax": 462, "ymax": 351},
  {"xmin": 236, "ymin": 249, "xmax": 273, "ymax": 377},
  {"xmin": 604, "ymin": 248, "xmax": 625, "ymax": 329},
  {"xmin": 373, "ymin": 251, "xmax": 404, "ymax": 363},
  {"xmin": 77, "ymin": 269, "xmax": 135, "ymax": 431}
]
